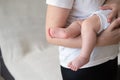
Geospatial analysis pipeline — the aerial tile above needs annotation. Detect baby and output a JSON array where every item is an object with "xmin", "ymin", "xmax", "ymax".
[{"xmin": 49, "ymin": 9, "xmax": 111, "ymax": 71}]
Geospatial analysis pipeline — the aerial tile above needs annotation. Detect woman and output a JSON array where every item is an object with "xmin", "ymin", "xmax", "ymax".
[{"xmin": 46, "ymin": 0, "xmax": 120, "ymax": 80}]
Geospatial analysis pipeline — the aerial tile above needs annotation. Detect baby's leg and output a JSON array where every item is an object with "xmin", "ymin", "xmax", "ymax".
[
  {"xmin": 49, "ymin": 21, "xmax": 82, "ymax": 38},
  {"xmin": 68, "ymin": 15, "xmax": 101, "ymax": 71}
]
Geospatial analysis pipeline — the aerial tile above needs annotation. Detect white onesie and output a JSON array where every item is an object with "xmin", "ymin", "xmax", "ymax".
[{"xmin": 91, "ymin": 9, "xmax": 111, "ymax": 33}]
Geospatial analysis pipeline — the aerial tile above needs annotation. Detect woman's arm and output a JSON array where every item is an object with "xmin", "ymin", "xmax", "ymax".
[
  {"xmin": 97, "ymin": 0, "xmax": 120, "ymax": 46},
  {"xmin": 46, "ymin": 5, "xmax": 83, "ymax": 48},
  {"xmin": 46, "ymin": 5, "xmax": 120, "ymax": 48}
]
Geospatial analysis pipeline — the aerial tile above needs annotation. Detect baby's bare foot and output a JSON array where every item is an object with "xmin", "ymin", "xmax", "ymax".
[
  {"xmin": 68, "ymin": 55, "xmax": 89, "ymax": 71},
  {"xmin": 49, "ymin": 27, "xmax": 69, "ymax": 38}
]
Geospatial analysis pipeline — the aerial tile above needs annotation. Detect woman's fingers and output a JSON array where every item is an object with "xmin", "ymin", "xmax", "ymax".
[
  {"xmin": 107, "ymin": 9, "xmax": 117, "ymax": 22},
  {"xmin": 100, "ymin": 5, "xmax": 111, "ymax": 10},
  {"xmin": 100, "ymin": 4, "xmax": 118, "ymax": 22},
  {"xmin": 108, "ymin": 18, "xmax": 120, "ymax": 42},
  {"xmin": 107, "ymin": 18, "xmax": 120, "ymax": 32}
]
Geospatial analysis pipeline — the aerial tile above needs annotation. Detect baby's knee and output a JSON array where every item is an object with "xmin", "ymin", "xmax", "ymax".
[
  {"xmin": 72, "ymin": 21, "xmax": 81, "ymax": 25},
  {"xmin": 81, "ymin": 20, "xmax": 92, "ymax": 30},
  {"xmin": 82, "ymin": 17, "xmax": 100, "ymax": 32}
]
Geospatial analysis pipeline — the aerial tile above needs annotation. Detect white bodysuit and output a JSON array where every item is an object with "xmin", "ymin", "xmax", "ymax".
[{"xmin": 46, "ymin": 0, "xmax": 119, "ymax": 68}]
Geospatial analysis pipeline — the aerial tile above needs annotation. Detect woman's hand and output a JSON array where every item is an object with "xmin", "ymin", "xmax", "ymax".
[
  {"xmin": 99, "ymin": 0, "xmax": 120, "ymax": 46},
  {"xmin": 100, "ymin": 0, "xmax": 120, "ymax": 22},
  {"xmin": 97, "ymin": 18, "xmax": 120, "ymax": 46}
]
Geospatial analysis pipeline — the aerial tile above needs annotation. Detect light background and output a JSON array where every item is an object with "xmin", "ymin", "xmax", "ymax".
[{"xmin": 0, "ymin": 0, "xmax": 119, "ymax": 80}]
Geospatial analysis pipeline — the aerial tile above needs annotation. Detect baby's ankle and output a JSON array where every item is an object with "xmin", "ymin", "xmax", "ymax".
[{"xmin": 79, "ymin": 54, "xmax": 90, "ymax": 61}]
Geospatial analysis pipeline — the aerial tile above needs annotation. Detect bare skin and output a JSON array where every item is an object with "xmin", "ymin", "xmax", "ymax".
[
  {"xmin": 49, "ymin": 21, "xmax": 82, "ymax": 39},
  {"xmin": 46, "ymin": 3, "xmax": 120, "ymax": 71},
  {"xmin": 100, "ymin": 0, "xmax": 120, "ymax": 22},
  {"xmin": 46, "ymin": 4, "xmax": 120, "ymax": 48},
  {"xmin": 49, "ymin": 14, "xmax": 101, "ymax": 71}
]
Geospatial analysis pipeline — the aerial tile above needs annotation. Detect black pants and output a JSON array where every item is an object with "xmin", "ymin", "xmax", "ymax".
[
  {"xmin": 0, "ymin": 50, "xmax": 14, "ymax": 80},
  {"xmin": 61, "ymin": 57, "xmax": 118, "ymax": 80}
]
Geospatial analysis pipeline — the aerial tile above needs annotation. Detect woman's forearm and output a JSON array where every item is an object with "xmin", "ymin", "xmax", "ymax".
[{"xmin": 47, "ymin": 35, "xmax": 82, "ymax": 48}]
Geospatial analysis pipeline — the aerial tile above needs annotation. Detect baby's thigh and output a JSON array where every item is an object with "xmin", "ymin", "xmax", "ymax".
[
  {"xmin": 87, "ymin": 10, "xmax": 111, "ymax": 33},
  {"xmin": 69, "ymin": 21, "xmax": 82, "ymax": 30},
  {"xmin": 82, "ymin": 15, "xmax": 101, "ymax": 33}
]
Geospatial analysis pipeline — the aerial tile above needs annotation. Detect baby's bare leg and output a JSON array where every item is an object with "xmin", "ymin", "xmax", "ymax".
[
  {"xmin": 68, "ymin": 15, "xmax": 101, "ymax": 71},
  {"xmin": 49, "ymin": 21, "xmax": 82, "ymax": 38}
]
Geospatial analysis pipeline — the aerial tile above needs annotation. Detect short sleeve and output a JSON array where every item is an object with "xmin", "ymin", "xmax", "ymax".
[{"xmin": 46, "ymin": 0, "xmax": 74, "ymax": 9}]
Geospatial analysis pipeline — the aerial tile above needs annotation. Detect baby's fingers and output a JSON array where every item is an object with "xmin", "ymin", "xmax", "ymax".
[
  {"xmin": 107, "ymin": 18, "xmax": 120, "ymax": 32},
  {"xmin": 107, "ymin": 9, "xmax": 117, "ymax": 23}
]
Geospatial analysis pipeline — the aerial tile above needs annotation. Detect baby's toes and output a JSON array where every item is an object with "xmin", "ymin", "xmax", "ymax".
[
  {"xmin": 71, "ymin": 65, "xmax": 77, "ymax": 71},
  {"xmin": 73, "ymin": 65, "xmax": 79, "ymax": 71},
  {"xmin": 74, "ymin": 67, "xmax": 78, "ymax": 71},
  {"xmin": 68, "ymin": 62, "xmax": 72, "ymax": 68},
  {"xmin": 69, "ymin": 64, "xmax": 73, "ymax": 70}
]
